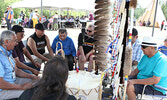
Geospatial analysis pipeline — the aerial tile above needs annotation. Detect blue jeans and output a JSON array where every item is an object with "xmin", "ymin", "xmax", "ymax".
[
  {"xmin": 28, "ymin": 19, "xmax": 32, "ymax": 28},
  {"xmin": 20, "ymin": 62, "xmax": 40, "ymax": 74},
  {"xmin": 24, "ymin": 62, "xmax": 40, "ymax": 71},
  {"xmin": 6, "ymin": 19, "xmax": 11, "ymax": 30}
]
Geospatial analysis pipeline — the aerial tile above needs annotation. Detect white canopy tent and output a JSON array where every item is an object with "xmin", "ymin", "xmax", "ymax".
[
  {"xmin": 12, "ymin": 0, "xmax": 95, "ymax": 11},
  {"xmin": 12, "ymin": 0, "xmax": 40, "ymax": 9},
  {"xmin": 12, "ymin": 0, "xmax": 95, "ymax": 22}
]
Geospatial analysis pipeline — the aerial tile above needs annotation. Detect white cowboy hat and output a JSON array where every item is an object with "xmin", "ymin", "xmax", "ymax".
[{"xmin": 140, "ymin": 36, "xmax": 157, "ymax": 47}]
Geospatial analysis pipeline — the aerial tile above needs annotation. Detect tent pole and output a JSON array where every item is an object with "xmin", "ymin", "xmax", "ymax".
[
  {"xmin": 67, "ymin": 8, "xmax": 69, "ymax": 19},
  {"xmin": 41, "ymin": 0, "xmax": 43, "ymax": 23},
  {"xmin": 59, "ymin": 8, "xmax": 61, "ymax": 28},
  {"xmin": 152, "ymin": 0, "xmax": 158, "ymax": 37}
]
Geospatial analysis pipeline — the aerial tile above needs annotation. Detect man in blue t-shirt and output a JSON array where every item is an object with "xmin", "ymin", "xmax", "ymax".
[
  {"xmin": 0, "ymin": 30, "xmax": 39, "ymax": 99},
  {"xmin": 51, "ymin": 28, "xmax": 76, "ymax": 70},
  {"xmin": 127, "ymin": 36, "xmax": 167, "ymax": 100},
  {"xmin": 158, "ymin": 38, "xmax": 167, "ymax": 56}
]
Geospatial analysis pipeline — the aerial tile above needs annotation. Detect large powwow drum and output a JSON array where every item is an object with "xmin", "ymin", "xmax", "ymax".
[{"xmin": 66, "ymin": 71, "xmax": 101, "ymax": 100}]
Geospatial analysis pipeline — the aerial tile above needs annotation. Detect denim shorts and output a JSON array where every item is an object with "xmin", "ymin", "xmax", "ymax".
[
  {"xmin": 134, "ymin": 84, "xmax": 163, "ymax": 95},
  {"xmin": 129, "ymin": 76, "xmax": 164, "ymax": 95}
]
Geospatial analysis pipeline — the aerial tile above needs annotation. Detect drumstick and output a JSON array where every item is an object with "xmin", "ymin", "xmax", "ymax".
[
  {"xmin": 76, "ymin": 66, "xmax": 79, "ymax": 73},
  {"xmin": 123, "ymin": 75, "xmax": 128, "ymax": 100},
  {"xmin": 99, "ymin": 72, "xmax": 105, "ymax": 100},
  {"xmin": 93, "ymin": 45, "xmax": 96, "ymax": 72},
  {"xmin": 123, "ymin": 0, "xmax": 137, "ymax": 99}
]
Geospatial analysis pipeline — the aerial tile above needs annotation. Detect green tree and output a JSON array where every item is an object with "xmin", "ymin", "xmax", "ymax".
[
  {"xmin": 134, "ymin": 5, "xmax": 146, "ymax": 19},
  {"xmin": 161, "ymin": 1, "xmax": 167, "ymax": 20},
  {"xmin": 0, "ymin": 0, "xmax": 21, "ymax": 23}
]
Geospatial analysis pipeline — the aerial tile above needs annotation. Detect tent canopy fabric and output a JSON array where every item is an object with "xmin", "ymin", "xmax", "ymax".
[
  {"xmin": 12, "ymin": 0, "xmax": 39, "ymax": 8},
  {"xmin": 12, "ymin": 0, "xmax": 95, "ymax": 11},
  {"xmin": 139, "ymin": 0, "xmax": 166, "ymax": 28}
]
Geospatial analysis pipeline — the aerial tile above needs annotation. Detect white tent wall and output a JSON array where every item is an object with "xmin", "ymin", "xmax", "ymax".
[
  {"xmin": 156, "ymin": 2, "xmax": 166, "ymax": 27},
  {"xmin": 140, "ymin": 0, "xmax": 166, "ymax": 28}
]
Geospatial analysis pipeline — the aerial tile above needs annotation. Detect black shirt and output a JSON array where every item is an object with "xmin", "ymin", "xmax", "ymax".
[
  {"xmin": 19, "ymin": 86, "xmax": 76, "ymax": 100},
  {"xmin": 78, "ymin": 33, "xmax": 95, "ymax": 55},
  {"xmin": 26, "ymin": 32, "xmax": 47, "ymax": 55}
]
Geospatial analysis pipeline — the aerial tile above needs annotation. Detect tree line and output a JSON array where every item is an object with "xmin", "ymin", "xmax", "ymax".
[{"xmin": 0, "ymin": 0, "xmax": 167, "ymax": 24}]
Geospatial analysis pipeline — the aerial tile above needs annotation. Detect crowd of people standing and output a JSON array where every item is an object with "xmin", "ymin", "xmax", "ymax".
[{"xmin": 2, "ymin": 7, "xmax": 95, "ymax": 31}]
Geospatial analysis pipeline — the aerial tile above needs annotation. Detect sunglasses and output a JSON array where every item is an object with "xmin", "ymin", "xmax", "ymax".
[
  {"xmin": 141, "ymin": 45, "xmax": 149, "ymax": 49},
  {"xmin": 87, "ymin": 29, "xmax": 92, "ymax": 33}
]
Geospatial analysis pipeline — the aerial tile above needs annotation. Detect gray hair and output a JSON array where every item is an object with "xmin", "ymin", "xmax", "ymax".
[
  {"xmin": 0, "ymin": 30, "xmax": 15, "ymax": 45},
  {"xmin": 87, "ymin": 24, "xmax": 95, "ymax": 30}
]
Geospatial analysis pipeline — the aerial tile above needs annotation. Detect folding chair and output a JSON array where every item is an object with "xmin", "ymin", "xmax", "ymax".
[{"xmin": 140, "ymin": 85, "xmax": 167, "ymax": 100}]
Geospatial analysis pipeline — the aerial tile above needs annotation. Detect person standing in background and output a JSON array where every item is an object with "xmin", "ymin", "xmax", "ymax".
[
  {"xmin": 20, "ymin": 11, "xmax": 25, "ymax": 24},
  {"xmin": 4, "ymin": 7, "xmax": 8, "ymax": 20},
  {"xmin": 89, "ymin": 12, "xmax": 94, "ymax": 21},
  {"xmin": 28, "ymin": 10, "xmax": 33, "ymax": 28},
  {"xmin": 32, "ymin": 10, "xmax": 39, "ymax": 28},
  {"xmin": 6, "ymin": 6, "xmax": 13, "ymax": 30},
  {"xmin": 53, "ymin": 12, "xmax": 59, "ymax": 30},
  {"xmin": 161, "ymin": 20, "xmax": 165, "ymax": 31}
]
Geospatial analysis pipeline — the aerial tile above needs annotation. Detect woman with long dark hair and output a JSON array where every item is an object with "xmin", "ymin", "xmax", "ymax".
[{"xmin": 19, "ymin": 55, "xmax": 76, "ymax": 100}]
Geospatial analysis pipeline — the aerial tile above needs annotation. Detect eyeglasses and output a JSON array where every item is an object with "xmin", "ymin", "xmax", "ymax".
[
  {"xmin": 141, "ymin": 45, "xmax": 149, "ymax": 49},
  {"xmin": 87, "ymin": 29, "xmax": 92, "ymax": 33},
  {"xmin": 8, "ymin": 39, "xmax": 18, "ymax": 43}
]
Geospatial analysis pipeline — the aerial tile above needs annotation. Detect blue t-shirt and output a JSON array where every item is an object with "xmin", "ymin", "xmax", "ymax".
[
  {"xmin": 0, "ymin": 46, "xmax": 16, "ymax": 91},
  {"xmin": 29, "ymin": 12, "xmax": 33, "ymax": 20},
  {"xmin": 158, "ymin": 45, "xmax": 167, "ymax": 56},
  {"xmin": 137, "ymin": 51, "xmax": 167, "ymax": 95},
  {"xmin": 6, "ymin": 10, "xmax": 13, "ymax": 20},
  {"xmin": 51, "ymin": 35, "xmax": 76, "ymax": 57}
]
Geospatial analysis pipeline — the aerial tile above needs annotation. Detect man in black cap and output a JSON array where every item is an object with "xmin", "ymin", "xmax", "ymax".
[
  {"xmin": 26, "ymin": 23, "xmax": 54, "ymax": 64},
  {"xmin": 12, "ymin": 25, "xmax": 40, "ymax": 76}
]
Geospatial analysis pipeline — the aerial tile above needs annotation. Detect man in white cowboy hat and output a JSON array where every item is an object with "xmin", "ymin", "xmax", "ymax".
[{"xmin": 127, "ymin": 36, "xmax": 167, "ymax": 100}]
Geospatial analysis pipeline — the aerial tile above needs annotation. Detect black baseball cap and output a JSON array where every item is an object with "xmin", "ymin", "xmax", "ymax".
[
  {"xmin": 35, "ymin": 23, "xmax": 46, "ymax": 31},
  {"xmin": 12, "ymin": 25, "xmax": 24, "ymax": 34}
]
